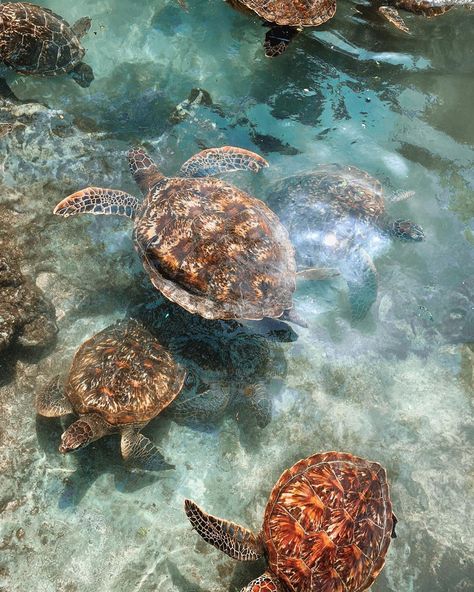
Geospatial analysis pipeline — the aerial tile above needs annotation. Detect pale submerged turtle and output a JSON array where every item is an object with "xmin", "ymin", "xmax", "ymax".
[
  {"xmin": 54, "ymin": 146, "xmax": 304, "ymax": 326},
  {"xmin": 267, "ymin": 164, "xmax": 424, "ymax": 320},
  {"xmin": 36, "ymin": 320, "xmax": 186, "ymax": 470},
  {"xmin": 185, "ymin": 451, "xmax": 397, "ymax": 592},
  {"xmin": 0, "ymin": 2, "xmax": 94, "ymax": 92}
]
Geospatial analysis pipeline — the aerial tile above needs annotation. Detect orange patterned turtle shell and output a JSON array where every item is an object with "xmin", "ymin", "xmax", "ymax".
[
  {"xmin": 262, "ymin": 451, "xmax": 394, "ymax": 592},
  {"xmin": 66, "ymin": 320, "xmax": 186, "ymax": 426},
  {"xmin": 133, "ymin": 176, "xmax": 296, "ymax": 321},
  {"xmin": 231, "ymin": 0, "xmax": 337, "ymax": 26}
]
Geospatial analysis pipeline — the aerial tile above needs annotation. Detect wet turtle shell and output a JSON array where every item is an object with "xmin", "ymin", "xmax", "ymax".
[
  {"xmin": 134, "ymin": 176, "xmax": 296, "ymax": 321},
  {"xmin": 262, "ymin": 451, "xmax": 394, "ymax": 592},
  {"xmin": 231, "ymin": 0, "xmax": 337, "ymax": 26},
  {"xmin": 65, "ymin": 320, "xmax": 186, "ymax": 426},
  {"xmin": 0, "ymin": 2, "xmax": 88, "ymax": 77}
]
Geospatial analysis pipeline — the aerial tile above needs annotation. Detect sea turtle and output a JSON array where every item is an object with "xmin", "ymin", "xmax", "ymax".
[
  {"xmin": 0, "ymin": 2, "xmax": 94, "ymax": 97},
  {"xmin": 226, "ymin": 0, "xmax": 337, "ymax": 57},
  {"xmin": 132, "ymin": 298, "xmax": 288, "ymax": 429},
  {"xmin": 266, "ymin": 164, "xmax": 424, "ymax": 320},
  {"xmin": 54, "ymin": 146, "xmax": 304, "ymax": 326},
  {"xmin": 185, "ymin": 451, "xmax": 397, "ymax": 592},
  {"xmin": 36, "ymin": 320, "xmax": 186, "ymax": 470},
  {"xmin": 373, "ymin": 0, "xmax": 473, "ymax": 33}
]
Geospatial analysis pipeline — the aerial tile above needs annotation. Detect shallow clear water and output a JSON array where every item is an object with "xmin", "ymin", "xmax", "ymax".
[{"xmin": 0, "ymin": 1, "xmax": 473, "ymax": 591}]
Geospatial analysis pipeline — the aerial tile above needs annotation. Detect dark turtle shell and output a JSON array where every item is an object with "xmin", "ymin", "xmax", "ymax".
[
  {"xmin": 66, "ymin": 320, "xmax": 186, "ymax": 426},
  {"xmin": 133, "ymin": 176, "xmax": 296, "ymax": 321},
  {"xmin": 231, "ymin": 0, "xmax": 337, "ymax": 26},
  {"xmin": 0, "ymin": 2, "xmax": 85, "ymax": 75},
  {"xmin": 263, "ymin": 451, "xmax": 394, "ymax": 592}
]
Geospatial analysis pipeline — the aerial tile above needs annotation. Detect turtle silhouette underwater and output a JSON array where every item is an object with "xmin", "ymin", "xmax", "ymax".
[
  {"xmin": 267, "ymin": 164, "xmax": 424, "ymax": 320},
  {"xmin": 54, "ymin": 146, "xmax": 306, "ymax": 326},
  {"xmin": 185, "ymin": 451, "xmax": 397, "ymax": 592},
  {"xmin": 36, "ymin": 320, "xmax": 186, "ymax": 470},
  {"xmin": 133, "ymin": 298, "xmax": 288, "ymax": 429},
  {"xmin": 0, "ymin": 2, "xmax": 94, "ymax": 98},
  {"xmin": 226, "ymin": 0, "xmax": 337, "ymax": 57}
]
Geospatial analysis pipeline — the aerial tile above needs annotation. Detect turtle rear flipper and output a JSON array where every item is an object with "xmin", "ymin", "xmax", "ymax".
[
  {"xmin": 378, "ymin": 6, "xmax": 411, "ymax": 33},
  {"xmin": 240, "ymin": 383, "xmax": 272, "ymax": 428},
  {"xmin": 36, "ymin": 376, "xmax": 73, "ymax": 417},
  {"xmin": 263, "ymin": 25, "xmax": 299, "ymax": 58},
  {"xmin": 72, "ymin": 17, "xmax": 92, "ymax": 38},
  {"xmin": 70, "ymin": 62, "xmax": 94, "ymax": 88},
  {"xmin": 179, "ymin": 147, "xmax": 268, "ymax": 178},
  {"xmin": 184, "ymin": 499, "xmax": 264, "ymax": 561},
  {"xmin": 53, "ymin": 187, "xmax": 140, "ymax": 219},
  {"xmin": 242, "ymin": 573, "xmax": 283, "ymax": 592},
  {"xmin": 120, "ymin": 429, "xmax": 174, "ymax": 471},
  {"xmin": 343, "ymin": 248, "xmax": 378, "ymax": 321}
]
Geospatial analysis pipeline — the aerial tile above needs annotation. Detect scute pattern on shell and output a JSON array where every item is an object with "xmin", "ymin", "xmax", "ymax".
[
  {"xmin": 0, "ymin": 2, "xmax": 85, "ymax": 76},
  {"xmin": 66, "ymin": 320, "xmax": 186, "ymax": 426},
  {"xmin": 133, "ymin": 176, "xmax": 296, "ymax": 321},
  {"xmin": 235, "ymin": 0, "xmax": 337, "ymax": 26},
  {"xmin": 263, "ymin": 452, "xmax": 394, "ymax": 592}
]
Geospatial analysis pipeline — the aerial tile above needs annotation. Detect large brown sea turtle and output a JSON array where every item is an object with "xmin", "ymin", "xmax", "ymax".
[
  {"xmin": 54, "ymin": 146, "xmax": 304, "ymax": 326},
  {"xmin": 0, "ymin": 2, "xmax": 94, "ymax": 96},
  {"xmin": 185, "ymin": 451, "xmax": 396, "ymax": 592},
  {"xmin": 36, "ymin": 320, "xmax": 186, "ymax": 470},
  {"xmin": 266, "ymin": 164, "xmax": 424, "ymax": 320}
]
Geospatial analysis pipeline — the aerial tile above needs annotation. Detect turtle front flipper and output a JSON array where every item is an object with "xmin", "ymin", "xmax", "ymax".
[
  {"xmin": 343, "ymin": 247, "xmax": 378, "ymax": 321},
  {"xmin": 179, "ymin": 146, "xmax": 268, "ymax": 178},
  {"xmin": 53, "ymin": 187, "xmax": 140, "ymax": 219},
  {"xmin": 263, "ymin": 25, "xmax": 299, "ymax": 58},
  {"xmin": 242, "ymin": 573, "xmax": 283, "ymax": 592},
  {"xmin": 36, "ymin": 376, "xmax": 73, "ymax": 417},
  {"xmin": 184, "ymin": 499, "xmax": 264, "ymax": 561},
  {"xmin": 120, "ymin": 428, "xmax": 174, "ymax": 471},
  {"xmin": 72, "ymin": 17, "xmax": 92, "ymax": 38},
  {"xmin": 378, "ymin": 6, "xmax": 411, "ymax": 33}
]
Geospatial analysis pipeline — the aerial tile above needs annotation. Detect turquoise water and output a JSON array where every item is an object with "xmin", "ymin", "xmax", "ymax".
[{"xmin": 0, "ymin": 1, "xmax": 473, "ymax": 591}]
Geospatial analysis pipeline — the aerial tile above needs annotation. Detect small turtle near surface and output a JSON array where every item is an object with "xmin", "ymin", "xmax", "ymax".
[
  {"xmin": 372, "ymin": 0, "xmax": 474, "ymax": 34},
  {"xmin": 0, "ymin": 2, "xmax": 94, "ymax": 99},
  {"xmin": 185, "ymin": 451, "xmax": 397, "ymax": 592},
  {"xmin": 36, "ymin": 320, "xmax": 186, "ymax": 470},
  {"xmin": 267, "ymin": 164, "xmax": 424, "ymax": 320},
  {"xmin": 54, "ymin": 146, "xmax": 306, "ymax": 327}
]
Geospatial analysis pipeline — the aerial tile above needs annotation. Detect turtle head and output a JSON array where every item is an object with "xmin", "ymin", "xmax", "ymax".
[
  {"xmin": 70, "ymin": 62, "xmax": 94, "ymax": 88},
  {"xmin": 389, "ymin": 219, "xmax": 425, "ymax": 242},
  {"xmin": 59, "ymin": 419, "xmax": 94, "ymax": 453}
]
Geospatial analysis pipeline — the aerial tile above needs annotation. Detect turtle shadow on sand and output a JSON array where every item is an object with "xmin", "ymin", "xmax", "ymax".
[
  {"xmin": 129, "ymin": 293, "xmax": 292, "ymax": 451},
  {"xmin": 35, "ymin": 414, "xmax": 171, "ymax": 508}
]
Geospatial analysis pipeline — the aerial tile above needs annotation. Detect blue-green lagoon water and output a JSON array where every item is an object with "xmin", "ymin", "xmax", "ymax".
[{"xmin": 0, "ymin": 1, "xmax": 473, "ymax": 591}]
